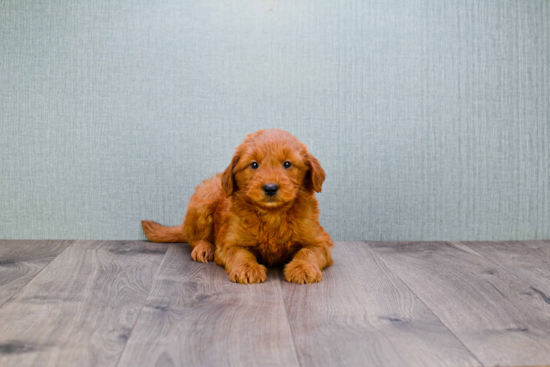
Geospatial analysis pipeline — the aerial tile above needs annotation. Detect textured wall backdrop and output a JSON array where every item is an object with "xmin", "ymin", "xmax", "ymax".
[{"xmin": 1, "ymin": 0, "xmax": 549, "ymax": 241}]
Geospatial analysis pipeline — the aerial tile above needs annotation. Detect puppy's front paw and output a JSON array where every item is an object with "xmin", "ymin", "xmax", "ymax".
[
  {"xmin": 284, "ymin": 260, "xmax": 322, "ymax": 284},
  {"xmin": 191, "ymin": 242, "xmax": 215, "ymax": 263},
  {"xmin": 229, "ymin": 263, "xmax": 267, "ymax": 284}
]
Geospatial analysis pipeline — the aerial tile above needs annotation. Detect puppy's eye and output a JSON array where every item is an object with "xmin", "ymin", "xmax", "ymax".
[
  {"xmin": 283, "ymin": 161, "xmax": 292, "ymax": 169},
  {"xmin": 250, "ymin": 162, "xmax": 259, "ymax": 170}
]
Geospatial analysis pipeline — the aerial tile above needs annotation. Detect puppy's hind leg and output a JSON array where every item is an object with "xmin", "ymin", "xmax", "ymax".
[
  {"xmin": 183, "ymin": 194, "xmax": 220, "ymax": 264},
  {"xmin": 184, "ymin": 208, "xmax": 217, "ymax": 263},
  {"xmin": 142, "ymin": 216, "xmax": 216, "ymax": 262},
  {"xmin": 143, "ymin": 174, "xmax": 224, "ymax": 263},
  {"xmin": 190, "ymin": 240, "xmax": 216, "ymax": 263}
]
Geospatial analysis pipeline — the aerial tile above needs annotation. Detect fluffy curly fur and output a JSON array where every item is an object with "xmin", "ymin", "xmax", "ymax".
[{"xmin": 142, "ymin": 129, "xmax": 333, "ymax": 284}]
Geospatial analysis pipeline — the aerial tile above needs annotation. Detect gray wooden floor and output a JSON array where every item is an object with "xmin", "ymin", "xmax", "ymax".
[{"xmin": 1, "ymin": 240, "xmax": 550, "ymax": 367}]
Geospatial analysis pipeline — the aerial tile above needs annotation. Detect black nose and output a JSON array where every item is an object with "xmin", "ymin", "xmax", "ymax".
[{"xmin": 263, "ymin": 183, "xmax": 279, "ymax": 196}]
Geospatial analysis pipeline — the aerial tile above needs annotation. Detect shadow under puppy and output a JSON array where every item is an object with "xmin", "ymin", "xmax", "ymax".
[{"xmin": 142, "ymin": 129, "xmax": 333, "ymax": 284}]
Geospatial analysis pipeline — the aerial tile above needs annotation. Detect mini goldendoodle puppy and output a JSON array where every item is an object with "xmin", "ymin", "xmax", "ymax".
[{"xmin": 142, "ymin": 129, "xmax": 333, "ymax": 284}]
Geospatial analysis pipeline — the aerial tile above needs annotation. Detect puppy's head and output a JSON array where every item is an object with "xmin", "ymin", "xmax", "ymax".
[{"xmin": 221, "ymin": 129, "xmax": 325, "ymax": 208}]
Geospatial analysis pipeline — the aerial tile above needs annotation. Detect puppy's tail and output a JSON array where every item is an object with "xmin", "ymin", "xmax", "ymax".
[{"xmin": 141, "ymin": 220, "xmax": 187, "ymax": 243}]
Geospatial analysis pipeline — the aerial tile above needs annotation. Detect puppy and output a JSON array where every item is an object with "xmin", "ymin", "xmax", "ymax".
[{"xmin": 142, "ymin": 129, "xmax": 333, "ymax": 284}]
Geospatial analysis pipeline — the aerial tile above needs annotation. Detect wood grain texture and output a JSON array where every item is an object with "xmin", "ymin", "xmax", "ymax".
[
  {"xmin": 117, "ymin": 244, "xmax": 300, "ymax": 367},
  {"xmin": 0, "ymin": 240, "xmax": 72, "ymax": 307},
  {"xmin": 3, "ymin": 240, "xmax": 550, "ymax": 367},
  {"xmin": 280, "ymin": 242, "xmax": 480, "ymax": 367},
  {"xmin": 371, "ymin": 241, "xmax": 550, "ymax": 367},
  {"xmin": 462, "ymin": 241, "xmax": 550, "ymax": 302},
  {"xmin": 521, "ymin": 240, "xmax": 550, "ymax": 263},
  {"xmin": 0, "ymin": 240, "xmax": 168, "ymax": 367}
]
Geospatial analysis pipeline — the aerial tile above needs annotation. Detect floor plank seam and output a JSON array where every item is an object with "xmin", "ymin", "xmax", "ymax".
[
  {"xmin": 276, "ymin": 268, "xmax": 303, "ymax": 367},
  {"xmin": 364, "ymin": 241, "xmax": 486, "ymax": 367},
  {"xmin": 113, "ymin": 242, "xmax": 171, "ymax": 367},
  {"xmin": 0, "ymin": 239, "xmax": 75, "ymax": 311}
]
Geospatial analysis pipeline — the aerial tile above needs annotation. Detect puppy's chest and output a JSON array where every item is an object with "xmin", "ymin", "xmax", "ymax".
[{"xmin": 243, "ymin": 216, "xmax": 299, "ymax": 253}]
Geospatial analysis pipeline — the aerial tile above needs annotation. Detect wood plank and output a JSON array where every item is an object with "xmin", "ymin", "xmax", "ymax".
[
  {"xmin": 521, "ymin": 240, "xmax": 550, "ymax": 263},
  {"xmin": 280, "ymin": 242, "xmax": 480, "ymax": 367},
  {"xmin": 371, "ymin": 241, "xmax": 550, "ymax": 367},
  {"xmin": 462, "ymin": 241, "xmax": 550, "ymax": 302},
  {"xmin": 0, "ymin": 240, "xmax": 168, "ymax": 367},
  {"xmin": 117, "ymin": 244, "xmax": 300, "ymax": 367},
  {"xmin": 0, "ymin": 240, "xmax": 72, "ymax": 307}
]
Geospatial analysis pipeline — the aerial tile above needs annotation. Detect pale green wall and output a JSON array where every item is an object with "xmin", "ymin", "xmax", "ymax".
[{"xmin": 1, "ymin": 0, "xmax": 548, "ymax": 241}]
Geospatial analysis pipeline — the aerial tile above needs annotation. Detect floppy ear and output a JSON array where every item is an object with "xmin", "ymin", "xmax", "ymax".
[
  {"xmin": 306, "ymin": 152, "xmax": 325, "ymax": 193},
  {"xmin": 221, "ymin": 151, "xmax": 240, "ymax": 197}
]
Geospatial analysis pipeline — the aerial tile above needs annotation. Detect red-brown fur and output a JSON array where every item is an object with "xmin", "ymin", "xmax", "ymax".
[{"xmin": 142, "ymin": 129, "xmax": 333, "ymax": 284}]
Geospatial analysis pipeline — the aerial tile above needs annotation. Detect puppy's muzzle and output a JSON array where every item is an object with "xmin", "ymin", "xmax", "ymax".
[{"xmin": 262, "ymin": 183, "xmax": 279, "ymax": 197}]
